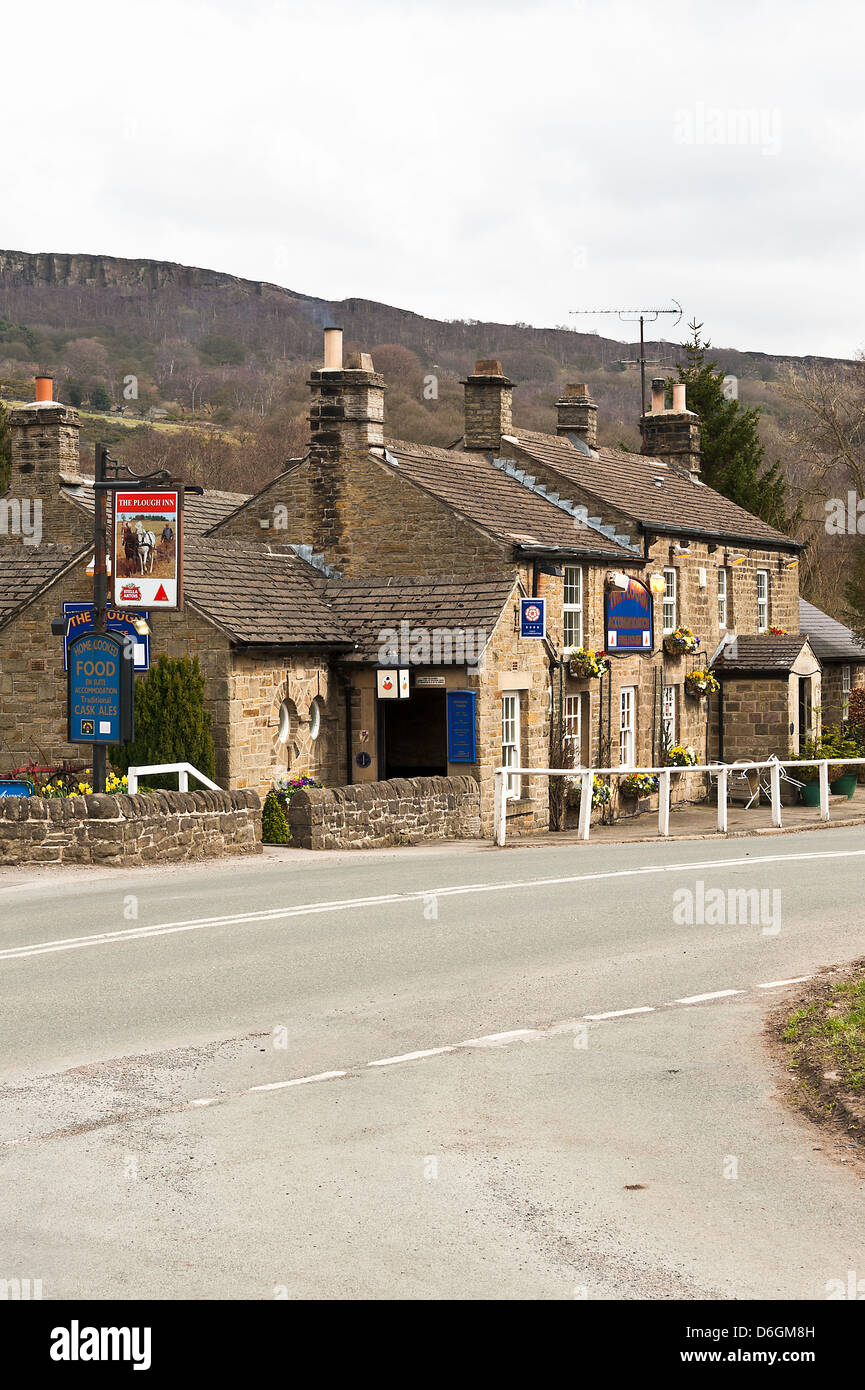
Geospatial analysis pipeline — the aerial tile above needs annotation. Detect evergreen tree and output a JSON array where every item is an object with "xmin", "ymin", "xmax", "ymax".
[
  {"xmin": 672, "ymin": 322, "xmax": 796, "ymax": 532},
  {"xmin": 111, "ymin": 655, "xmax": 215, "ymax": 789},
  {"xmin": 90, "ymin": 383, "xmax": 112, "ymax": 412},
  {"xmin": 0, "ymin": 400, "xmax": 10, "ymax": 494}
]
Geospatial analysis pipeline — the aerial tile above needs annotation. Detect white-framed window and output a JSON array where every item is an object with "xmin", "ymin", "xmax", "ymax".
[
  {"xmin": 619, "ymin": 686, "xmax": 636, "ymax": 768},
  {"xmin": 662, "ymin": 684, "xmax": 677, "ymax": 751},
  {"xmin": 842, "ymin": 665, "xmax": 852, "ymax": 721},
  {"xmin": 564, "ymin": 693, "xmax": 583, "ymax": 765},
  {"xmin": 717, "ymin": 567, "xmax": 728, "ymax": 630},
  {"xmin": 502, "ymin": 693, "xmax": 521, "ymax": 800},
  {"xmin": 756, "ymin": 570, "xmax": 769, "ymax": 632},
  {"xmin": 663, "ymin": 567, "xmax": 677, "ymax": 633},
  {"xmin": 563, "ymin": 565, "xmax": 584, "ymax": 649}
]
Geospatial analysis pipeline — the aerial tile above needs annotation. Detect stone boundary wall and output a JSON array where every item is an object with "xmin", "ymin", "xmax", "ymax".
[
  {"xmin": 288, "ymin": 775, "xmax": 481, "ymax": 849},
  {"xmin": 0, "ymin": 789, "xmax": 262, "ymax": 866}
]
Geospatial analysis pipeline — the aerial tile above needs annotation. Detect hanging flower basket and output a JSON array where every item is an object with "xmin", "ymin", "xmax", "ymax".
[
  {"xmin": 768, "ymin": 626, "xmax": 787, "ymax": 635},
  {"xmin": 663, "ymin": 626, "xmax": 701, "ymax": 656},
  {"xmin": 566, "ymin": 646, "xmax": 609, "ymax": 680},
  {"xmin": 620, "ymin": 772, "xmax": 659, "ymax": 799},
  {"xmin": 684, "ymin": 668, "xmax": 720, "ymax": 698},
  {"xmin": 567, "ymin": 773, "xmax": 610, "ymax": 808},
  {"xmin": 666, "ymin": 744, "xmax": 699, "ymax": 767}
]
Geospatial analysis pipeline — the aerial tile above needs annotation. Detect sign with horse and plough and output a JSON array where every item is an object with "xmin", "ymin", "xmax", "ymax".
[{"xmin": 112, "ymin": 489, "xmax": 183, "ymax": 610}]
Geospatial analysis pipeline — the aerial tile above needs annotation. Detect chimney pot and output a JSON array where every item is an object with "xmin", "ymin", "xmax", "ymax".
[
  {"xmin": 35, "ymin": 374, "xmax": 53, "ymax": 403},
  {"xmin": 651, "ymin": 378, "xmax": 666, "ymax": 414},
  {"xmin": 473, "ymin": 359, "xmax": 504, "ymax": 377},
  {"xmin": 672, "ymin": 381, "xmax": 687, "ymax": 412},
  {"xmin": 323, "ymin": 327, "xmax": 343, "ymax": 371}
]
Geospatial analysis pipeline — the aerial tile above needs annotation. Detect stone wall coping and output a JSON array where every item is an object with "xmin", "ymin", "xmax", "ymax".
[{"xmin": 0, "ymin": 788, "xmax": 260, "ymax": 822}]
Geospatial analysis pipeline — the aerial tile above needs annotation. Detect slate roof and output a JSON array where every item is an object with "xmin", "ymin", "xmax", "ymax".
[
  {"xmin": 506, "ymin": 429, "xmax": 797, "ymax": 550},
  {"xmin": 324, "ymin": 575, "xmax": 518, "ymax": 662},
  {"xmin": 379, "ymin": 439, "xmax": 634, "ymax": 558},
  {"xmin": 711, "ymin": 633, "xmax": 818, "ymax": 673},
  {"xmin": 0, "ymin": 544, "xmax": 89, "ymax": 629},
  {"xmin": 61, "ymin": 484, "xmax": 249, "ymax": 538},
  {"xmin": 183, "ymin": 545, "xmax": 354, "ymax": 647},
  {"xmin": 799, "ymin": 599, "xmax": 865, "ymax": 664}
]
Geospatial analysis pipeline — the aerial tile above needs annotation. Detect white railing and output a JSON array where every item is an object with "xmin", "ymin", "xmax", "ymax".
[
  {"xmin": 126, "ymin": 762, "xmax": 221, "ymax": 794},
  {"xmin": 492, "ymin": 757, "xmax": 865, "ymax": 846}
]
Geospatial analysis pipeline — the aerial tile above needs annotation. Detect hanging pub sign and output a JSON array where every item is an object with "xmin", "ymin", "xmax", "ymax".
[
  {"xmin": 605, "ymin": 577, "xmax": 653, "ymax": 654},
  {"xmin": 113, "ymin": 489, "xmax": 182, "ymax": 610},
  {"xmin": 67, "ymin": 630, "xmax": 134, "ymax": 746},
  {"xmin": 62, "ymin": 602, "xmax": 150, "ymax": 672},
  {"xmin": 520, "ymin": 597, "xmax": 546, "ymax": 639}
]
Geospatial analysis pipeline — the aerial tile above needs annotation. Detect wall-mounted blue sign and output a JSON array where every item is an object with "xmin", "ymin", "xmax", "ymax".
[
  {"xmin": 62, "ymin": 602, "xmax": 150, "ymax": 672},
  {"xmin": 67, "ymin": 631, "xmax": 134, "ymax": 746},
  {"xmin": 605, "ymin": 578, "xmax": 653, "ymax": 655},
  {"xmin": 447, "ymin": 690, "xmax": 477, "ymax": 763},
  {"xmin": 520, "ymin": 597, "xmax": 546, "ymax": 639}
]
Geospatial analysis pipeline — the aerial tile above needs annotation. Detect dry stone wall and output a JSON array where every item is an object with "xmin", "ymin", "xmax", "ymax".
[
  {"xmin": 0, "ymin": 788, "xmax": 261, "ymax": 866},
  {"xmin": 288, "ymin": 774, "xmax": 480, "ymax": 849}
]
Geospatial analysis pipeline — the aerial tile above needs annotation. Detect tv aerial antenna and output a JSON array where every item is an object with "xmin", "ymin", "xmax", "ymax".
[{"xmin": 570, "ymin": 301, "xmax": 683, "ymax": 450}]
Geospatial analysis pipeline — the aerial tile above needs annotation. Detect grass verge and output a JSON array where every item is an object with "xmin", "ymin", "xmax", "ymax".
[{"xmin": 774, "ymin": 961, "xmax": 865, "ymax": 1148}]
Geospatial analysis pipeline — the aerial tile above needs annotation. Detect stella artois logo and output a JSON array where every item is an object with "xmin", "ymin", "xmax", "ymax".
[{"xmin": 120, "ymin": 583, "xmax": 142, "ymax": 603}]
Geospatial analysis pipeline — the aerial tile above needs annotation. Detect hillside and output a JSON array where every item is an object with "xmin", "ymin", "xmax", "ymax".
[{"xmin": 0, "ymin": 246, "xmax": 845, "ymax": 502}]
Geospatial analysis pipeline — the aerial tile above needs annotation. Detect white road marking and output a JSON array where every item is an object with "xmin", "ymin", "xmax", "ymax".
[
  {"xmin": 4, "ymin": 846, "xmax": 865, "ymax": 964},
  {"xmin": 756, "ymin": 976, "xmax": 813, "ymax": 989},
  {"xmin": 584, "ymin": 1007, "xmax": 655, "ymax": 1020},
  {"xmin": 248, "ymin": 1071, "xmax": 347, "ymax": 1091},
  {"xmin": 673, "ymin": 989, "xmax": 745, "ymax": 1004},
  {"xmin": 4, "ymin": 974, "xmax": 820, "ymax": 1147},
  {"xmin": 367, "ymin": 1049, "xmax": 455, "ymax": 1067}
]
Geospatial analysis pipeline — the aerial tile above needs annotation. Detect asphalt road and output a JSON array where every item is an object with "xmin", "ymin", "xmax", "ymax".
[{"xmin": 2, "ymin": 827, "xmax": 865, "ymax": 1300}]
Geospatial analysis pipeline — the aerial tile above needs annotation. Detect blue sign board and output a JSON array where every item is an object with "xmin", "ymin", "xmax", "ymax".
[
  {"xmin": 520, "ymin": 597, "xmax": 546, "ymax": 639},
  {"xmin": 447, "ymin": 690, "xmax": 477, "ymax": 763},
  {"xmin": 605, "ymin": 579, "xmax": 653, "ymax": 654},
  {"xmin": 62, "ymin": 602, "xmax": 150, "ymax": 672},
  {"xmin": 67, "ymin": 631, "xmax": 134, "ymax": 745},
  {"xmin": 0, "ymin": 780, "xmax": 33, "ymax": 797}
]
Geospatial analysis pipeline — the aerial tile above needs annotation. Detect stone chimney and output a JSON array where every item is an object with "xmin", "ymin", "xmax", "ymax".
[
  {"xmin": 642, "ymin": 377, "xmax": 701, "ymax": 477},
  {"xmin": 303, "ymin": 331, "xmax": 386, "ymax": 567},
  {"xmin": 2, "ymin": 379, "xmax": 90, "ymax": 546},
  {"xmin": 308, "ymin": 329, "xmax": 385, "ymax": 457},
  {"xmin": 462, "ymin": 360, "xmax": 514, "ymax": 452},
  {"xmin": 555, "ymin": 383, "xmax": 598, "ymax": 448}
]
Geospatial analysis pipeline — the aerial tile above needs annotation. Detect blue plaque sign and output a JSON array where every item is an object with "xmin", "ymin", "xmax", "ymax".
[
  {"xmin": 447, "ymin": 690, "xmax": 477, "ymax": 763},
  {"xmin": 62, "ymin": 602, "xmax": 150, "ymax": 672},
  {"xmin": 67, "ymin": 631, "xmax": 134, "ymax": 745},
  {"xmin": 520, "ymin": 597, "xmax": 546, "ymax": 639},
  {"xmin": 605, "ymin": 579, "xmax": 653, "ymax": 654}
]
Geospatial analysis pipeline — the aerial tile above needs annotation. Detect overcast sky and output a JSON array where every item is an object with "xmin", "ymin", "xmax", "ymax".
[{"xmin": 5, "ymin": 0, "xmax": 863, "ymax": 358}]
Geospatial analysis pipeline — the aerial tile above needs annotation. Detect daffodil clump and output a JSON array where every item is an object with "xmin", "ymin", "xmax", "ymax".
[{"xmin": 36, "ymin": 773, "xmax": 129, "ymax": 798}]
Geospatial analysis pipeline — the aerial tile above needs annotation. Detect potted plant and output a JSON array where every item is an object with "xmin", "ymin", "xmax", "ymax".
[
  {"xmin": 663, "ymin": 626, "xmax": 701, "ymax": 657},
  {"xmin": 565, "ymin": 646, "xmax": 609, "ymax": 680},
  {"xmin": 666, "ymin": 744, "xmax": 699, "ymax": 767},
  {"xmin": 684, "ymin": 668, "xmax": 720, "ymax": 698},
  {"xmin": 791, "ymin": 739, "xmax": 822, "ymax": 806},
  {"xmin": 767, "ymin": 625, "xmax": 787, "ymax": 635},
  {"xmin": 822, "ymin": 726, "xmax": 860, "ymax": 798}
]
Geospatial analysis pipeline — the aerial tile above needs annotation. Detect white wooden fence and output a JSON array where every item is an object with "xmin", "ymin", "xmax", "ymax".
[
  {"xmin": 126, "ymin": 762, "xmax": 221, "ymax": 794},
  {"xmin": 492, "ymin": 757, "xmax": 865, "ymax": 847}
]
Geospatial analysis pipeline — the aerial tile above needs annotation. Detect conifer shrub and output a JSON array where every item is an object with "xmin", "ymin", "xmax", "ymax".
[
  {"xmin": 111, "ymin": 655, "xmax": 215, "ymax": 790},
  {"xmin": 261, "ymin": 790, "xmax": 291, "ymax": 844}
]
